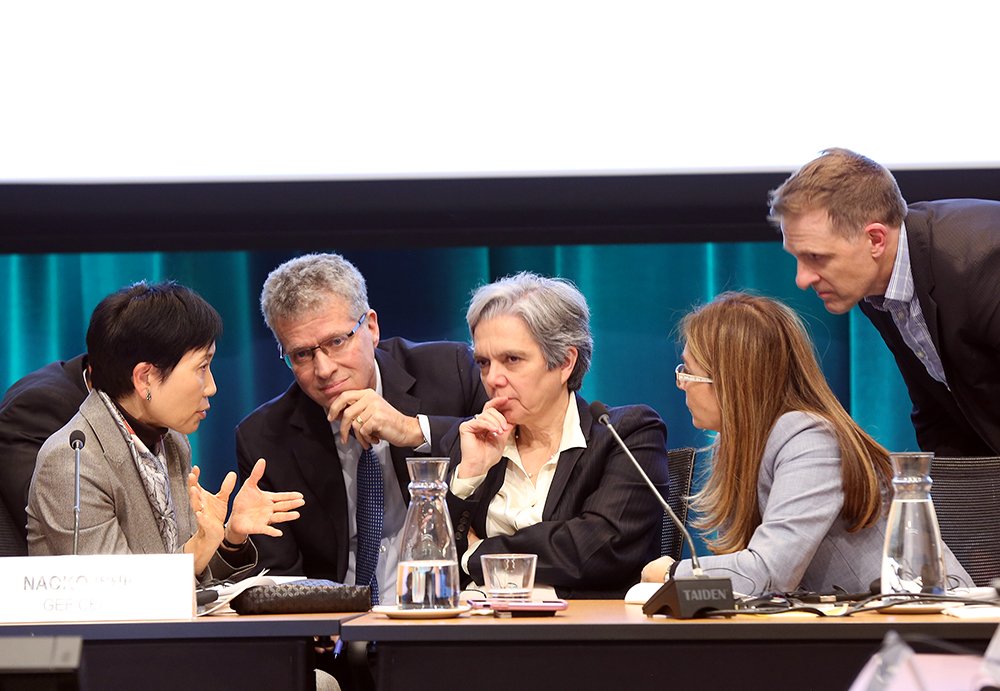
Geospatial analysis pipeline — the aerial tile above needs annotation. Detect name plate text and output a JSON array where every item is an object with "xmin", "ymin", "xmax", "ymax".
[{"xmin": 0, "ymin": 554, "xmax": 195, "ymax": 623}]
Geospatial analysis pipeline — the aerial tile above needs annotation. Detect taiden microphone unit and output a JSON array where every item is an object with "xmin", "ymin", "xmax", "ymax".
[
  {"xmin": 589, "ymin": 401, "xmax": 734, "ymax": 619},
  {"xmin": 69, "ymin": 430, "xmax": 86, "ymax": 556}
]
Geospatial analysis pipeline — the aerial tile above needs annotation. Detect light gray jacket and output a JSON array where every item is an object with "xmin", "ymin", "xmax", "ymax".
[
  {"xmin": 674, "ymin": 411, "xmax": 971, "ymax": 596},
  {"xmin": 27, "ymin": 391, "xmax": 255, "ymax": 581}
]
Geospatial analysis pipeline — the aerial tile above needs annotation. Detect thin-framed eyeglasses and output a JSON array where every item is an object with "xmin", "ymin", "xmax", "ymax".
[
  {"xmin": 675, "ymin": 362, "xmax": 713, "ymax": 387},
  {"xmin": 280, "ymin": 312, "xmax": 368, "ymax": 369}
]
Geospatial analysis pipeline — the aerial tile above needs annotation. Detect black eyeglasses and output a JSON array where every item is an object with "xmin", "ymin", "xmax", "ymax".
[{"xmin": 279, "ymin": 313, "xmax": 368, "ymax": 369}]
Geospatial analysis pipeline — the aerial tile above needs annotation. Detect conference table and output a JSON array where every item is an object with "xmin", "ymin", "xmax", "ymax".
[
  {"xmin": 2, "ymin": 602, "xmax": 997, "ymax": 691},
  {"xmin": 0, "ymin": 612, "xmax": 357, "ymax": 690},
  {"xmin": 340, "ymin": 600, "xmax": 1000, "ymax": 691}
]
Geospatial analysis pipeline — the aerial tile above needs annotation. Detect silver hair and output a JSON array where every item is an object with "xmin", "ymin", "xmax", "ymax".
[
  {"xmin": 466, "ymin": 272, "xmax": 593, "ymax": 392},
  {"xmin": 260, "ymin": 253, "xmax": 369, "ymax": 335}
]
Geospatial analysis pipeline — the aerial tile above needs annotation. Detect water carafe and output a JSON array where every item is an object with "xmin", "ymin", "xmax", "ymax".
[
  {"xmin": 396, "ymin": 457, "xmax": 460, "ymax": 609},
  {"xmin": 881, "ymin": 452, "xmax": 946, "ymax": 595}
]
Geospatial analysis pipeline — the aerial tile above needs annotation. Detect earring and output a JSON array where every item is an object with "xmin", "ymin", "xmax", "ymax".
[{"xmin": 146, "ymin": 389, "xmax": 152, "ymax": 402}]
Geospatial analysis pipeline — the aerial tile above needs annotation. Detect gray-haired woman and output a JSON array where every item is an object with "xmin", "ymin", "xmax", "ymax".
[{"xmin": 446, "ymin": 272, "xmax": 669, "ymax": 598}]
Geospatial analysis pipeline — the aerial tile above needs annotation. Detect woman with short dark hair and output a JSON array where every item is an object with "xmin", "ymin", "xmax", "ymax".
[{"xmin": 28, "ymin": 281, "xmax": 304, "ymax": 579}]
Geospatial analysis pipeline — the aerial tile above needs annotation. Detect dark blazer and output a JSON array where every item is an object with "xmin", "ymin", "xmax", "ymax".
[
  {"xmin": 446, "ymin": 396, "xmax": 669, "ymax": 599},
  {"xmin": 235, "ymin": 337, "xmax": 488, "ymax": 580},
  {"xmin": 0, "ymin": 354, "xmax": 89, "ymax": 543},
  {"xmin": 859, "ymin": 199, "xmax": 1000, "ymax": 456}
]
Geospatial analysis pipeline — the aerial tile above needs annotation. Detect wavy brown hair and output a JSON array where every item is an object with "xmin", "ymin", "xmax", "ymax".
[{"xmin": 683, "ymin": 292, "xmax": 891, "ymax": 554}]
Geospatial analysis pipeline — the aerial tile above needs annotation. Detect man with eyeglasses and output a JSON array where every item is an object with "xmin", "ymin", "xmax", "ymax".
[{"xmin": 235, "ymin": 253, "xmax": 487, "ymax": 604}]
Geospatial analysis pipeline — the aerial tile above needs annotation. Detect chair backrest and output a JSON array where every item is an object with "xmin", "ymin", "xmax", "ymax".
[
  {"xmin": 0, "ymin": 493, "xmax": 28, "ymax": 557},
  {"xmin": 660, "ymin": 447, "xmax": 696, "ymax": 561},
  {"xmin": 930, "ymin": 455, "xmax": 1000, "ymax": 587}
]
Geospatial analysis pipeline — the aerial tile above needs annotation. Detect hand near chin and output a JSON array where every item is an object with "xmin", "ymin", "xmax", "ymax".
[
  {"xmin": 327, "ymin": 388, "xmax": 424, "ymax": 450},
  {"xmin": 456, "ymin": 397, "xmax": 514, "ymax": 479}
]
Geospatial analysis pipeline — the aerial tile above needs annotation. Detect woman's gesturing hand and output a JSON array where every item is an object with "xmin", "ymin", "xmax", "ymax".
[{"xmin": 226, "ymin": 458, "xmax": 305, "ymax": 544}]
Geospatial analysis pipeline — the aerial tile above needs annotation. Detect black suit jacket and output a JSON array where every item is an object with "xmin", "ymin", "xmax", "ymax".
[
  {"xmin": 0, "ymin": 354, "xmax": 89, "ymax": 544},
  {"xmin": 446, "ymin": 396, "xmax": 669, "ymax": 599},
  {"xmin": 860, "ymin": 199, "xmax": 1000, "ymax": 456},
  {"xmin": 235, "ymin": 337, "xmax": 488, "ymax": 580}
]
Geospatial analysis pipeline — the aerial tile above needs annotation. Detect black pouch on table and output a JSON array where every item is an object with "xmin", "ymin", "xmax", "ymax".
[{"xmin": 230, "ymin": 579, "xmax": 371, "ymax": 614}]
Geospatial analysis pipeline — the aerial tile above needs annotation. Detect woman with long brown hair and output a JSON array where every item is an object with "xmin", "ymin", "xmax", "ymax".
[{"xmin": 642, "ymin": 291, "xmax": 969, "ymax": 595}]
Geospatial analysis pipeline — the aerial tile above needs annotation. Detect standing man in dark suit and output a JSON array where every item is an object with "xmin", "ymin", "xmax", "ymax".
[
  {"xmin": 0, "ymin": 354, "xmax": 90, "ymax": 551},
  {"xmin": 236, "ymin": 253, "xmax": 487, "ymax": 604},
  {"xmin": 770, "ymin": 148, "xmax": 1000, "ymax": 456}
]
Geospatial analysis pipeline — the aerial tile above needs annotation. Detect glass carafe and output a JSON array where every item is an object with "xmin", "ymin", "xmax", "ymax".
[
  {"xmin": 396, "ymin": 457, "xmax": 460, "ymax": 609},
  {"xmin": 881, "ymin": 452, "xmax": 946, "ymax": 595}
]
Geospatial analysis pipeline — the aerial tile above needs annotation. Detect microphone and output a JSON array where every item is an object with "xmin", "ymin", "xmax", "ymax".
[
  {"xmin": 69, "ymin": 430, "xmax": 86, "ymax": 556},
  {"xmin": 589, "ymin": 401, "xmax": 734, "ymax": 618},
  {"xmin": 196, "ymin": 588, "xmax": 220, "ymax": 607}
]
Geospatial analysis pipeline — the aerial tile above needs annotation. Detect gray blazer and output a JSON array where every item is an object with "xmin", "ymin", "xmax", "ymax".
[
  {"xmin": 27, "ymin": 391, "xmax": 255, "ymax": 580},
  {"xmin": 674, "ymin": 411, "xmax": 970, "ymax": 595}
]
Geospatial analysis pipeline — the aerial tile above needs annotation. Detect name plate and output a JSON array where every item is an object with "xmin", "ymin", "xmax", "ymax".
[{"xmin": 0, "ymin": 554, "xmax": 195, "ymax": 623}]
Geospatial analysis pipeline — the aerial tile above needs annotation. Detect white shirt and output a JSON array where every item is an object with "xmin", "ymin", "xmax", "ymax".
[
  {"xmin": 333, "ymin": 363, "xmax": 432, "ymax": 605},
  {"xmin": 450, "ymin": 392, "xmax": 586, "ymax": 576}
]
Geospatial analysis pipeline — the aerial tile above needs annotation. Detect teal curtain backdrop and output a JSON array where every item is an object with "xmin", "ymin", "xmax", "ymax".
[{"xmin": 0, "ymin": 243, "xmax": 918, "ymax": 555}]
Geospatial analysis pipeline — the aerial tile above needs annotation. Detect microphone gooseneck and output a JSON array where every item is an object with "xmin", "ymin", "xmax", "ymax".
[
  {"xmin": 588, "ymin": 400, "xmax": 703, "ymax": 575},
  {"xmin": 68, "ymin": 430, "xmax": 86, "ymax": 555},
  {"xmin": 590, "ymin": 400, "xmax": 734, "ymax": 618}
]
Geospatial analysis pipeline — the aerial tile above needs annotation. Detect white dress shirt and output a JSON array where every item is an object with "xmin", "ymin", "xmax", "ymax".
[
  {"xmin": 450, "ymin": 392, "xmax": 586, "ymax": 576},
  {"xmin": 333, "ymin": 363, "xmax": 432, "ymax": 605}
]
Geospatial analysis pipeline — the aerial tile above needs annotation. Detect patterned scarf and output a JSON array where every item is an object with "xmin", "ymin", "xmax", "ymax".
[{"xmin": 97, "ymin": 390, "xmax": 180, "ymax": 553}]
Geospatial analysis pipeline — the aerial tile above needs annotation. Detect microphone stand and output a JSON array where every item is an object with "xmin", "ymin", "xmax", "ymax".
[
  {"xmin": 601, "ymin": 420, "xmax": 703, "ymax": 575},
  {"xmin": 69, "ymin": 431, "xmax": 86, "ymax": 555},
  {"xmin": 591, "ymin": 401, "xmax": 734, "ymax": 618}
]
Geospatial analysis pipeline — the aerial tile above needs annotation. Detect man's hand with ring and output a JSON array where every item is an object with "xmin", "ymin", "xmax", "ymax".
[{"xmin": 329, "ymin": 389, "xmax": 424, "ymax": 449}]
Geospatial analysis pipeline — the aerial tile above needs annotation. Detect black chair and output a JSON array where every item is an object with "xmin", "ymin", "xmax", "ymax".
[
  {"xmin": 931, "ymin": 455, "xmax": 1000, "ymax": 587},
  {"xmin": 660, "ymin": 447, "xmax": 696, "ymax": 561}
]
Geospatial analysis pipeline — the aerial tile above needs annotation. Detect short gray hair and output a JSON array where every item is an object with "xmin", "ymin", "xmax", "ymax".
[
  {"xmin": 260, "ymin": 253, "xmax": 369, "ymax": 336},
  {"xmin": 467, "ymin": 272, "xmax": 593, "ymax": 391}
]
